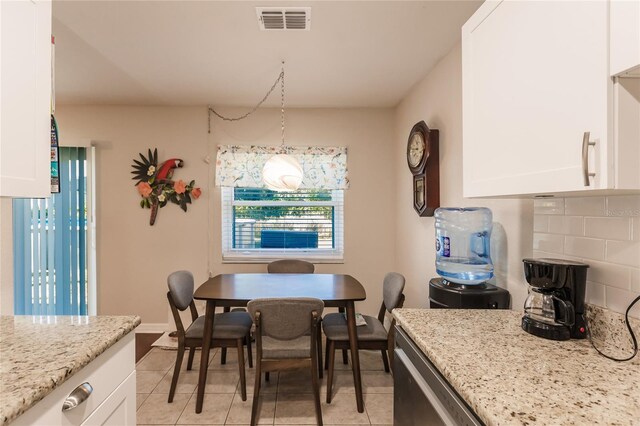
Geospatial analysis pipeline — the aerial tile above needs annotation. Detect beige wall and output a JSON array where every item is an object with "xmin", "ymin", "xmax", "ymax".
[
  {"xmin": 393, "ymin": 44, "xmax": 534, "ymax": 310},
  {"xmin": 50, "ymin": 106, "xmax": 396, "ymax": 324}
]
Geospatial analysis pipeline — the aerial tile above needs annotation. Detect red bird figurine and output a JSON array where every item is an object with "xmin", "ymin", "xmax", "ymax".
[
  {"xmin": 149, "ymin": 159, "xmax": 183, "ymax": 225},
  {"xmin": 155, "ymin": 159, "xmax": 183, "ymax": 183}
]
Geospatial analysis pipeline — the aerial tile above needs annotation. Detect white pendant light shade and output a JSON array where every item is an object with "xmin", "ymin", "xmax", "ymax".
[{"xmin": 262, "ymin": 153, "xmax": 303, "ymax": 191}]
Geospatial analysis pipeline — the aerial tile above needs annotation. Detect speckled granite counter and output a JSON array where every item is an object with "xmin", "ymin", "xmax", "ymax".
[
  {"xmin": 392, "ymin": 308, "xmax": 640, "ymax": 426},
  {"xmin": 0, "ymin": 315, "xmax": 140, "ymax": 425}
]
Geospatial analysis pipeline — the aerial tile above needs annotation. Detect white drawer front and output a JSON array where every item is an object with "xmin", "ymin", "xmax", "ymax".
[{"xmin": 13, "ymin": 333, "xmax": 135, "ymax": 425}]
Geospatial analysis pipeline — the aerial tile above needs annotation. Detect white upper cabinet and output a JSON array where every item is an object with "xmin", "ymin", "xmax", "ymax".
[
  {"xmin": 0, "ymin": 0, "xmax": 52, "ymax": 198},
  {"xmin": 610, "ymin": 0, "xmax": 640, "ymax": 77},
  {"xmin": 462, "ymin": 0, "xmax": 639, "ymax": 198}
]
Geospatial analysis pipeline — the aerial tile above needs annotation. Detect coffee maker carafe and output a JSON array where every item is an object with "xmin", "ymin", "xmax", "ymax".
[{"xmin": 521, "ymin": 258, "xmax": 588, "ymax": 341}]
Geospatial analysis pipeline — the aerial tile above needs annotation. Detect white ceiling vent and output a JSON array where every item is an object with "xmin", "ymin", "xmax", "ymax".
[{"xmin": 256, "ymin": 7, "xmax": 311, "ymax": 31}]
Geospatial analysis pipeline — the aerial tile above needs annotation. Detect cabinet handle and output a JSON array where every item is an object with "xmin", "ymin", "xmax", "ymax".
[
  {"xmin": 581, "ymin": 132, "xmax": 596, "ymax": 186},
  {"xmin": 61, "ymin": 382, "xmax": 93, "ymax": 412}
]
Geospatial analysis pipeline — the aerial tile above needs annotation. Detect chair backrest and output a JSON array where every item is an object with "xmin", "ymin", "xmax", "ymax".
[
  {"xmin": 267, "ymin": 259, "xmax": 315, "ymax": 274},
  {"xmin": 167, "ymin": 270, "xmax": 195, "ymax": 311},
  {"xmin": 382, "ymin": 272, "xmax": 406, "ymax": 312},
  {"xmin": 247, "ymin": 297, "xmax": 324, "ymax": 340}
]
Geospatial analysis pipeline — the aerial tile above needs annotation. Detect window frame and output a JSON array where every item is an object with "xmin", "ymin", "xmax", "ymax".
[{"xmin": 220, "ymin": 187, "xmax": 344, "ymax": 263}]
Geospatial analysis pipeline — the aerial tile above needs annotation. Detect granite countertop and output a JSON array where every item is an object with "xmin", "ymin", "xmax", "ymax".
[
  {"xmin": 392, "ymin": 308, "xmax": 640, "ymax": 426},
  {"xmin": 0, "ymin": 315, "xmax": 140, "ymax": 425}
]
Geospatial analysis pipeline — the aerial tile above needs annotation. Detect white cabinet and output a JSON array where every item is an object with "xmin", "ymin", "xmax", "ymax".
[
  {"xmin": 82, "ymin": 372, "xmax": 136, "ymax": 426},
  {"xmin": 462, "ymin": 0, "xmax": 640, "ymax": 198},
  {"xmin": 610, "ymin": 0, "xmax": 640, "ymax": 77},
  {"xmin": 0, "ymin": 0, "xmax": 52, "ymax": 198},
  {"xmin": 12, "ymin": 333, "xmax": 136, "ymax": 426}
]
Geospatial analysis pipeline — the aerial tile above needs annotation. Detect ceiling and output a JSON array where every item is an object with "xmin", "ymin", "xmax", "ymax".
[{"xmin": 53, "ymin": 1, "xmax": 481, "ymax": 108}]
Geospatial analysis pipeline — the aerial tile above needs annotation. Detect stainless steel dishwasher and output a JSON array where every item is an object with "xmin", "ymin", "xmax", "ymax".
[{"xmin": 393, "ymin": 326, "xmax": 484, "ymax": 426}]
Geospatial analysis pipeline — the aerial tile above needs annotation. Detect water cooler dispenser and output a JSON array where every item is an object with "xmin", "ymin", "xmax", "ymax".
[{"xmin": 429, "ymin": 207, "xmax": 510, "ymax": 309}]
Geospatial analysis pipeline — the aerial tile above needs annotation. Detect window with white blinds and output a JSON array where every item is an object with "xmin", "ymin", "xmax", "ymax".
[{"xmin": 221, "ymin": 187, "xmax": 344, "ymax": 262}]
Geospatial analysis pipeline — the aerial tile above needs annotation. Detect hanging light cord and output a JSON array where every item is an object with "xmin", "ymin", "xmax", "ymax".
[
  {"xmin": 587, "ymin": 294, "xmax": 640, "ymax": 362},
  {"xmin": 208, "ymin": 62, "xmax": 285, "ymax": 133},
  {"xmin": 280, "ymin": 62, "xmax": 285, "ymax": 147}
]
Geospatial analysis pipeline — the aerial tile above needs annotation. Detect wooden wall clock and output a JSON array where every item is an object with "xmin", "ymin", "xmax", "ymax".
[{"xmin": 407, "ymin": 121, "xmax": 439, "ymax": 216}]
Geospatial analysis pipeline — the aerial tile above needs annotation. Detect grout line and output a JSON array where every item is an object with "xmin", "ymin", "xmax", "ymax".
[{"xmin": 174, "ymin": 388, "xmax": 194, "ymax": 426}]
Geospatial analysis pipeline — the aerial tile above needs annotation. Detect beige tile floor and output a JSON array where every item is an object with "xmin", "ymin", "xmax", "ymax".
[{"xmin": 136, "ymin": 345, "xmax": 394, "ymax": 425}]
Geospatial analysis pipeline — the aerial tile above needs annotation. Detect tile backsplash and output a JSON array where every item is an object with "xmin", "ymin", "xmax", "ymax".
[{"xmin": 533, "ymin": 195, "xmax": 640, "ymax": 319}]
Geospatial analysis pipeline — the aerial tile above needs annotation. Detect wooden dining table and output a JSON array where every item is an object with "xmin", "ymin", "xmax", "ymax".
[{"xmin": 193, "ymin": 273, "xmax": 367, "ymax": 413}]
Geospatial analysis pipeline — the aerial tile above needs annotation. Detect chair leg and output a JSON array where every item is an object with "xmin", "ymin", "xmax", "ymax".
[
  {"xmin": 342, "ymin": 349, "xmax": 348, "ymax": 365},
  {"xmin": 265, "ymin": 372, "xmax": 270, "ymax": 382},
  {"xmin": 237, "ymin": 340, "xmax": 247, "ymax": 401},
  {"xmin": 168, "ymin": 343, "xmax": 185, "ymax": 403},
  {"xmin": 381, "ymin": 349, "xmax": 390, "ymax": 373},
  {"xmin": 317, "ymin": 328, "xmax": 323, "ymax": 379},
  {"xmin": 250, "ymin": 359, "xmax": 262, "ymax": 426},
  {"xmin": 186, "ymin": 347, "xmax": 196, "ymax": 371},
  {"xmin": 311, "ymin": 359, "xmax": 323, "ymax": 426},
  {"xmin": 324, "ymin": 338, "xmax": 330, "ymax": 370},
  {"xmin": 221, "ymin": 347, "xmax": 227, "ymax": 364},
  {"xmin": 246, "ymin": 333, "xmax": 253, "ymax": 368},
  {"xmin": 326, "ymin": 340, "xmax": 336, "ymax": 404}
]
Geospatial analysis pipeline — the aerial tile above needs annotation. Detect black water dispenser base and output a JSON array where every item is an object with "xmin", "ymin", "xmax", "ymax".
[{"xmin": 428, "ymin": 278, "xmax": 510, "ymax": 309}]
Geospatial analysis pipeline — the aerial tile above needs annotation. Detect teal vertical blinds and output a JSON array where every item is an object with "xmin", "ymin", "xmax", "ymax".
[{"xmin": 13, "ymin": 147, "xmax": 87, "ymax": 315}]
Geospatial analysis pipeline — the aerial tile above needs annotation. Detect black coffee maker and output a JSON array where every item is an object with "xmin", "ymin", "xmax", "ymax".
[{"xmin": 521, "ymin": 258, "xmax": 588, "ymax": 341}]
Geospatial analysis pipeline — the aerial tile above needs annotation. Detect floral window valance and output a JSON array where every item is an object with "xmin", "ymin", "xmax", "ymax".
[{"xmin": 215, "ymin": 145, "xmax": 349, "ymax": 190}]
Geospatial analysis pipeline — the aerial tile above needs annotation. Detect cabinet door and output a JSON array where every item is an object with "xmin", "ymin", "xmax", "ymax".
[
  {"xmin": 0, "ymin": 0, "xmax": 51, "ymax": 197},
  {"xmin": 82, "ymin": 372, "xmax": 136, "ymax": 426},
  {"xmin": 463, "ymin": 0, "xmax": 610, "ymax": 197},
  {"xmin": 610, "ymin": 0, "xmax": 640, "ymax": 77}
]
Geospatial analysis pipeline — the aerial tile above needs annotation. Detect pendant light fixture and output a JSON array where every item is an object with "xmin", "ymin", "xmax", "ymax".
[{"xmin": 262, "ymin": 62, "xmax": 303, "ymax": 191}]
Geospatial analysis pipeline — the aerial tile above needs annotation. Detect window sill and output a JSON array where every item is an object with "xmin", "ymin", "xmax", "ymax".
[{"xmin": 222, "ymin": 251, "xmax": 344, "ymax": 264}]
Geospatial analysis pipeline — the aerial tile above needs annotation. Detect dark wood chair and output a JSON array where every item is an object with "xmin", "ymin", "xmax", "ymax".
[
  {"xmin": 322, "ymin": 272, "xmax": 405, "ymax": 403},
  {"xmin": 267, "ymin": 259, "xmax": 315, "ymax": 273},
  {"xmin": 166, "ymin": 270, "xmax": 253, "ymax": 403},
  {"xmin": 266, "ymin": 258, "xmax": 323, "ymax": 379},
  {"xmin": 248, "ymin": 297, "xmax": 324, "ymax": 426}
]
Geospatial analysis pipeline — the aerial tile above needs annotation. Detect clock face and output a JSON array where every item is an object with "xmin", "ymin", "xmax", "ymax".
[{"xmin": 408, "ymin": 132, "xmax": 426, "ymax": 168}]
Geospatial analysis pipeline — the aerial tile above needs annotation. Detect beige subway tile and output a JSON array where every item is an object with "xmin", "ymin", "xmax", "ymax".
[
  {"xmin": 533, "ymin": 233, "xmax": 564, "ymax": 254},
  {"xmin": 606, "ymin": 195, "xmax": 640, "ymax": 217},
  {"xmin": 565, "ymin": 197, "xmax": 605, "ymax": 216},
  {"xmin": 605, "ymin": 240, "xmax": 640, "ymax": 267},
  {"xmin": 605, "ymin": 287, "xmax": 640, "ymax": 319},
  {"xmin": 633, "ymin": 217, "xmax": 640, "ymax": 241},
  {"xmin": 548, "ymin": 216, "xmax": 583, "ymax": 236},
  {"xmin": 584, "ymin": 217, "xmax": 631, "ymax": 240},
  {"xmin": 564, "ymin": 237, "xmax": 605, "ymax": 260},
  {"xmin": 585, "ymin": 281, "xmax": 606, "ymax": 307},
  {"xmin": 585, "ymin": 260, "xmax": 630, "ymax": 289},
  {"xmin": 532, "ymin": 250, "xmax": 557, "ymax": 259},
  {"xmin": 631, "ymin": 269, "xmax": 640, "ymax": 293},
  {"xmin": 533, "ymin": 215, "xmax": 549, "ymax": 233},
  {"xmin": 533, "ymin": 198, "xmax": 564, "ymax": 215}
]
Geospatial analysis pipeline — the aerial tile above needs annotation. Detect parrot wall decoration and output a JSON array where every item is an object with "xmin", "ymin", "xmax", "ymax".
[{"xmin": 131, "ymin": 148, "xmax": 202, "ymax": 225}]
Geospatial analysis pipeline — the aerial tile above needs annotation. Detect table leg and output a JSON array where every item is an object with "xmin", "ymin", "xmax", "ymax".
[
  {"xmin": 196, "ymin": 300, "xmax": 216, "ymax": 413},
  {"xmin": 345, "ymin": 301, "xmax": 364, "ymax": 413}
]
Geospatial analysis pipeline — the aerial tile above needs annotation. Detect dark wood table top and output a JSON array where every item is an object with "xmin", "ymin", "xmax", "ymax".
[{"xmin": 194, "ymin": 273, "xmax": 366, "ymax": 307}]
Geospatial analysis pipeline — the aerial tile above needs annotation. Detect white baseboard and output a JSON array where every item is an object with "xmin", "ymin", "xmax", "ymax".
[{"xmin": 135, "ymin": 323, "xmax": 171, "ymax": 334}]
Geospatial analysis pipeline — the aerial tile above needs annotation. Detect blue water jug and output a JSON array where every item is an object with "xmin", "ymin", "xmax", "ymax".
[{"xmin": 434, "ymin": 207, "xmax": 494, "ymax": 285}]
